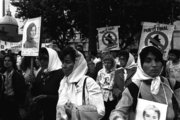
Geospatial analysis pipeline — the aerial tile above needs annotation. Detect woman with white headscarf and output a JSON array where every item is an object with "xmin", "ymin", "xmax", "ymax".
[
  {"xmin": 113, "ymin": 51, "xmax": 137, "ymax": 101},
  {"xmin": 30, "ymin": 47, "xmax": 64, "ymax": 120},
  {"xmin": 109, "ymin": 46, "xmax": 180, "ymax": 120},
  {"xmin": 56, "ymin": 46, "xmax": 105, "ymax": 120}
]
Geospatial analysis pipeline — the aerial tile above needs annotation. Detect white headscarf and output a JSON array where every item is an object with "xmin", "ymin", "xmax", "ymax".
[
  {"xmin": 132, "ymin": 47, "xmax": 162, "ymax": 95},
  {"xmin": 125, "ymin": 53, "xmax": 137, "ymax": 69},
  {"xmin": 66, "ymin": 50, "xmax": 88, "ymax": 83},
  {"xmin": 57, "ymin": 50, "xmax": 88, "ymax": 105},
  {"xmin": 45, "ymin": 47, "xmax": 62, "ymax": 72},
  {"xmin": 118, "ymin": 53, "xmax": 137, "ymax": 81}
]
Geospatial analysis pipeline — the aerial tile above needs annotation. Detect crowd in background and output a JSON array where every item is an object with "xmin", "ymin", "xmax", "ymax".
[{"xmin": 0, "ymin": 45, "xmax": 180, "ymax": 120}]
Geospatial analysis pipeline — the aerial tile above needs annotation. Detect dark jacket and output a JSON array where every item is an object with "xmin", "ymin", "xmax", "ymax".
[
  {"xmin": 31, "ymin": 69, "xmax": 64, "ymax": 101},
  {"xmin": 0, "ymin": 74, "xmax": 4, "ymax": 101},
  {"xmin": 0, "ymin": 70, "xmax": 26, "ymax": 120},
  {"xmin": 112, "ymin": 67, "xmax": 137, "ymax": 100},
  {"xmin": 31, "ymin": 69, "xmax": 64, "ymax": 120},
  {"xmin": 11, "ymin": 70, "xmax": 27, "ymax": 105}
]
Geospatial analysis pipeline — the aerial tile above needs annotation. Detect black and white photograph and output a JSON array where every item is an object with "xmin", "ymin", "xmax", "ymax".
[
  {"xmin": 21, "ymin": 17, "xmax": 41, "ymax": 56},
  {"xmin": 135, "ymin": 99, "xmax": 168, "ymax": 120},
  {"xmin": 0, "ymin": 0, "xmax": 180, "ymax": 120}
]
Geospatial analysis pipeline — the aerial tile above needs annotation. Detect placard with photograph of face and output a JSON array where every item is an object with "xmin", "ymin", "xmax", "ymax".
[
  {"xmin": 21, "ymin": 17, "xmax": 41, "ymax": 56},
  {"xmin": 135, "ymin": 98, "xmax": 167, "ymax": 120}
]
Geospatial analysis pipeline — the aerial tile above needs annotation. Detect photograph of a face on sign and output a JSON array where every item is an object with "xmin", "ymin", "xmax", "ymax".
[
  {"xmin": 21, "ymin": 17, "xmax": 41, "ymax": 56},
  {"xmin": 135, "ymin": 99, "xmax": 167, "ymax": 120}
]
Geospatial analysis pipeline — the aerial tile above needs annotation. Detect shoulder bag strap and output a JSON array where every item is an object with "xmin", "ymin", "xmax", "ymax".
[
  {"xmin": 82, "ymin": 77, "xmax": 88, "ymax": 105},
  {"xmin": 127, "ymin": 82, "xmax": 139, "ymax": 111}
]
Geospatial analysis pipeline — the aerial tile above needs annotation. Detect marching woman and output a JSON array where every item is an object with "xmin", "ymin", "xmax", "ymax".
[
  {"xmin": 56, "ymin": 46, "xmax": 105, "ymax": 120},
  {"xmin": 0, "ymin": 54, "xmax": 26, "ymax": 120},
  {"xmin": 109, "ymin": 46, "xmax": 180, "ymax": 120},
  {"xmin": 113, "ymin": 51, "xmax": 137, "ymax": 101},
  {"xmin": 96, "ymin": 53, "xmax": 117, "ymax": 120},
  {"xmin": 30, "ymin": 47, "xmax": 64, "ymax": 120}
]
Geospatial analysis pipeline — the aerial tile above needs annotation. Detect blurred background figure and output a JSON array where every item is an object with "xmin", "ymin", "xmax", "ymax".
[
  {"xmin": 96, "ymin": 53, "xmax": 117, "ymax": 120},
  {"xmin": 166, "ymin": 49, "xmax": 180, "ymax": 86},
  {"xmin": 113, "ymin": 50, "xmax": 137, "ymax": 101},
  {"xmin": 0, "ymin": 54, "xmax": 26, "ymax": 120},
  {"xmin": 86, "ymin": 60, "xmax": 97, "ymax": 80}
]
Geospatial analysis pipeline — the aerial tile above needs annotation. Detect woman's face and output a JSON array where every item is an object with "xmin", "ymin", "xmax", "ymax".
[
  {"xmin": 142, "ymin": 52, "xmax": 163, "ymax": 77},
  {"xmin": 39, "ymin": 54, "xmax": 49, "ymax": 70},
  {"xmin": 168, "ymin": 53, "xmax": 177, "ymax": 61},
  {"xmin": 88, "ymin": 61, "xmax": 95, "ymax": 72},
  {"xmin": 35, "ymin": 57, "xmax": 41, "ymax": 68},
  {"xmin": 104, "ymin": 59, "xmax": 113, "ymax": 71},
  {"xmin": 62, "ymin": 54, "xmax": 75, "ymax": 76},
  {"xmin": 119, "ymin": 56, "xmax": 128, "ymax": 68},
  {"xmin": 29, "ymin": 26, "xmax": 36, "ymax": 39},
  {"xmin": 4, "ymin": 56, "xmax": 13, "ymax": 69},
  {"xmin": 144, "ymin": 109, "xmax": 159, "ymax": 120}
]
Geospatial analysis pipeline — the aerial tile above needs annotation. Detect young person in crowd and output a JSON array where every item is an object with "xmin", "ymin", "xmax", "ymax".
[
  {"xmin": 56, "ymin": 46, "xmax": 105, "ymax": 120},
  {"xmin": 166, "ymin": 49, "xmax": 180, "ymax": 86},
  {"xmin": 86, "ymin": 60, "xmax": 97, "ymax": 80},
  {"xmin": 96, "ymin": 53, "xmax": 117, "ymax": 120},
  {"xmin": 30, "ymin": 47, "xmax": 64, "ymax": 120},
  {"xmin": 113, "ymin": 51, "xmax": 137, "ymax": 101},
  {"xmin": 109, "ymin": 46, "xmax": 180, "ymax": 120},
  {"xmin": 20, "ymin": 56, "xmax": 42, "ymax": 120},
  {"xmin": 0, "ymin": 54, "xmax": 26, "ymax": 120}
]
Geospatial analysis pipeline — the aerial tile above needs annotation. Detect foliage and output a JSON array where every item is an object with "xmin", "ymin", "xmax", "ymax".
[
  {"xmin": 12, "ymin": 0, "xmax": 76, "ymax": 49},
  {"xmin": 11, "ymin": 0, "xmax": 180, "ymax": 51}
]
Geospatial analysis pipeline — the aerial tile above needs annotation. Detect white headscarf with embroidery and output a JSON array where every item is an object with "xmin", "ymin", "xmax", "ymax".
[{"xmin": 132, "ymin": 46, "xmax": 163, "ymax": 95}]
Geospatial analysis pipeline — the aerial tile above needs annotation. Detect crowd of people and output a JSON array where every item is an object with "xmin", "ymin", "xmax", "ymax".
[{"xmin": 0, "ymin": 45, "xmax": 180, "ymax": 120}]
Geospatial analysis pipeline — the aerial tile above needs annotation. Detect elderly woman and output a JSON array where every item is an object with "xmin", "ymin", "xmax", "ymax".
[
  {"xmin": 56, "ymin": 46, "xmax": 105, "ymax": 120},
  {"xmin": 109, "ymin": 46, "xmax": 180, "ymax": 120},
  {"xmin": 96, "ymin": 53, "xmax": 117, "ymax": 120}
]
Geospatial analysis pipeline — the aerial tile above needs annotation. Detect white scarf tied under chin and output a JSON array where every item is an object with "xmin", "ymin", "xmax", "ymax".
[
  {"xmin": 57, "ymin": 51, "xmax": 88, "ymax": 105},
  {"xmin": 132, "ymin": 58, "xmax": 161, "ymax": 95}
]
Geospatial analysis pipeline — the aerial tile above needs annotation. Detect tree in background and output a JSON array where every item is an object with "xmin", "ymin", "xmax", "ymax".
[{"xmin": 11, "ymin": 0, "xmax": 180, "ymax": 52}]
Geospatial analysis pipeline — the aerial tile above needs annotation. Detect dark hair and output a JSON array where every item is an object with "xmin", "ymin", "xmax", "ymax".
[
  {"xmin": 130, "ymin": 49, "xmax": 138, "ymax": 55},
  {"xmin": 118, "ymin": 50, "xmax": 129, "ymax": 60},
  {"xmin": 140, "ymin": 46, "xmax": 164, "ymax": 65},
  {"xmin": 61, "ymin": 46, "xmax": 77, "ymax": 63},
  {"xmin": 169, "ymin": 49, "xmax": 180, "ymax": 59},
  {"xmin": 102, "ymin": 53, "xmax": 114, "ymax": 63},
  {"xmin": 39, "ymin": 47, "xmax": 49, "ymax": 61},
  {"xmin": 3, "ymin": 54, "xmax": 17, "ymax": 70},
  {"xmin": 27, "ymin": 23, "xmax": 36, "ymax": 40}
]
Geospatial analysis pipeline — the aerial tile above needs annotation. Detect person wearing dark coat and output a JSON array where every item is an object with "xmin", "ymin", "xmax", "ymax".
[
  {"xmin": 113, "ymin": 51, "xmax": 137, "ymax": 101},
  {"xmin": 0, "ymin": 54, "xmax": 26, "ymax": 120},
  {"xmin": 30, "ymin": 47, "xmax": 64, "ymax": 120}
]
